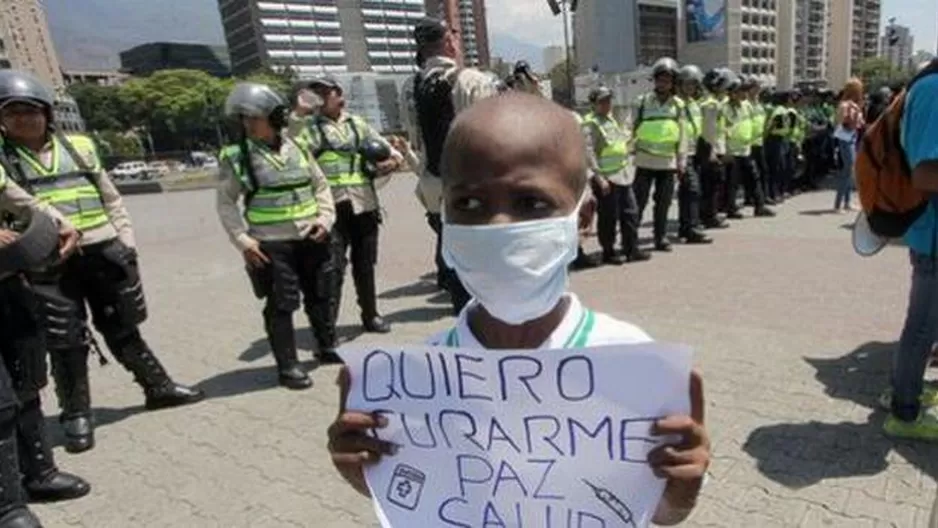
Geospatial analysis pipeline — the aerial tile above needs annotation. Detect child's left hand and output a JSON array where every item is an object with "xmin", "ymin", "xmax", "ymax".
[{"xmin": 648, "ymin": 370, "xmax": 710, "ymax": 521}]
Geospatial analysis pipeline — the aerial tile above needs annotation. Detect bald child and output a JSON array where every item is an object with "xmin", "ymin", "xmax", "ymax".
[{"xmin": 327, "ymin": 93, "xmax": 710, "ymax": 525}]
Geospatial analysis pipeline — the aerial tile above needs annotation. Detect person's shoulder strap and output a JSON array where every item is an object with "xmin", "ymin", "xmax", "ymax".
[{"xmin": 55, "ymin": 131, "xmax": 94, "ymax": 173}]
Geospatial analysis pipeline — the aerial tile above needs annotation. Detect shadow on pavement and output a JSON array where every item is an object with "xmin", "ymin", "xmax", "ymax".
[
  {"xmin": 238, "ymin": 325, "xmax": 363, "ymax": 363},
  {"xmin": 383, "ymin": 305, "xmax": 451, "ymax": 324},
  {"xmin": 378, "ymin": 280, "xmax": 439, "ymax": 300},
  {"xmin": 799, "ymin": 209, "xmax": 839, "ymax": 216},
  {"xmin": 744, "ymin": 341, "xmax": 938, "ymax": 488}
]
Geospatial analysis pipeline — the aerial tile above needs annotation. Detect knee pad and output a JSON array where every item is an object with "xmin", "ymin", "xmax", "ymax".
[{"xmin": 31, "ymin": 284, "xmax": 85, "ymax": 351}]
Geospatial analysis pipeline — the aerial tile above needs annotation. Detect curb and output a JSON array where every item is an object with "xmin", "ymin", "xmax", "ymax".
[{"xmin": 116, "ymin": 182, "xmax": 164, "ymax": 195}]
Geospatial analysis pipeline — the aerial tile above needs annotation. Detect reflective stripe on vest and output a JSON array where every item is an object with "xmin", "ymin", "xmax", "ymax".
[
  {"xmin": 313, "ymin": 117, "xmax": 368, "ymax": 188},
  {"xmin": 685, "ymin": 100, "xmax": 703, "ymax": 139},
  {"xmin": 13, "ymin": 136, "xmax": 108, "ymax": 231},
  {"xmin": 725, "ymin": 104, "xmax": 753, "ymax": 155},
  {"xmin": 634, "ymin": 94, "xmax": 682, "ymax": 158},
  {"xmin": 584, "ymin": 112, "xmax": 629, "ymax": 175},
  {"xmin": 750, "ymin": 103, "xmax": 766, "ymax": 146},
  {"xmin": 222, "ymin": 139, "xmax": 320, "ymax": 226}
]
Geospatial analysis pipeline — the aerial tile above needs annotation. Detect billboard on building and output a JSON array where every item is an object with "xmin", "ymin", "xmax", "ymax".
[{"xmin": 685, "ymin": 0, "xmax": 726, "ymax": 43}]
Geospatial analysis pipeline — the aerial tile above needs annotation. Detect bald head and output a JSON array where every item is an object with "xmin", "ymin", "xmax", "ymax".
[
  {"xmin": 439, "ymin": 93, "xmax": 589, "ymax": 226},
  {"xmin": 442, "ymin": 93, "xmax": 587, "ymax": 194}
]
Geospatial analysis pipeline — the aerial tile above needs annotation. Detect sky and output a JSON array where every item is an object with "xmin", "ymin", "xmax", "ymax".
[{"xmin": 486, "ymin": 0, "xmax": 938, "ymax": 55}]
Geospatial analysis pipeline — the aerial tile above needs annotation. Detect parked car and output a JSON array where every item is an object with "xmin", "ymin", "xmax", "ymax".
[
  {"xmin": 147, "ymin": 161, "xmax": 171, "ymax": 176},
  {"xmin": 110, "ymin": 161, "xmax": 151, "ymax": 181}
]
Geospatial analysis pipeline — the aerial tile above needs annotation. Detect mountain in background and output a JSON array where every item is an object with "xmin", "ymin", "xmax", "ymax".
[
  {"xmin": 490, "ymin": 33, "xmax": 545, "ymax": 71},
  {"xmin": 44, "ymin": 0, "xmax": 543, "ymax": 73},
  {"xmin": 44, "ymin": 0, "xmax": 225, "ymax": 70}
]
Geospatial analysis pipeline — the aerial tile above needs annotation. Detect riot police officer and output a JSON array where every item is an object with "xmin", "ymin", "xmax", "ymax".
[
  {"xmin": 296, "ymin": 77, "xmax": 401, "ymax": 334},
  {"xmin": 675, "ymin": 65, "xmax": 713, "ymax": 244},
  {"xmin": 723, "ymin": 75, "xmax": 775, "ymax": 218},
  {"xmin": 0, "ymin": 71, "xmax": 203, "ymax": 454},
  {"xmin": 698, "ymin": 68, "xmax": 730, "ymax": 229},
  {"xmin": 583, "ymin": 86, "xmax": 652, "ymax": 265},
  {"xmin": 632, "ymin": 57, "xmax": 686, "ymax": 251},
  {"xmin": 0, "ymin": 160, "xmax": 89, "ymax": 525},
  {"xmin": 216, "ymin": 83, "xmax": 339, "ymax": 390}
]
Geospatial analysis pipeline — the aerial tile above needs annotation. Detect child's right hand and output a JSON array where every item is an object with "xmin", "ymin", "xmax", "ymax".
[{"xmin": 327, "ymin": 367, "xmax": 397, "ymax": 496}]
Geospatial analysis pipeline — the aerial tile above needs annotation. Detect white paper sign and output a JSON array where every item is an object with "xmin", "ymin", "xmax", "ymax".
[{"xmin": 338, "ymin": 343, "xmax": 692, "ymax": 528}]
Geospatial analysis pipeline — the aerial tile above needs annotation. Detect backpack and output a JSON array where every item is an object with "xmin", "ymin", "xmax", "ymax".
[
  {"xmin": 413, "ymin": 66, "xmax": 462, "ymax": 177},
  {"xmin": 855, "ymin": 60, "xmax": 938, "ymax": 238}
]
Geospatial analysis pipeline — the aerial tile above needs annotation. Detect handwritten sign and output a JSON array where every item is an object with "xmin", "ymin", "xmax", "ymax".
[{"xmin": 338, "ymin": 343, "xmax": 692, "ymax": 528}]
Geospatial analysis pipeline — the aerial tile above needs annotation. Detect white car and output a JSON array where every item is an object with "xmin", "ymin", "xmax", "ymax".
[
  {"xmin": 147, "ymin": 161, "xmax": 171, "ymax": 176},
  {"xmin": 110, "ymin": 161, "xmax": 151, "ymax": 181}
]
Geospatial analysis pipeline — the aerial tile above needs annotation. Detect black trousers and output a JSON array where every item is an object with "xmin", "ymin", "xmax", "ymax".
[
  {"xmin": 427, "ymin": 213, "xmax": 470, "ymax": 315},
  {"xmin": 593, "ymin": 182, "xmax": 639, "ymax": 256},
  {"xmin": 726, "ymin": 155, "xmax": 766, "ymax": 213},
  {"xmin": 634, "ymin": 168, "xmax": 676, "ymax": 243},
  {"xmin": 678, "ymin": 158, "xmax": 703, "ymax": 234},
  {"xmin": 763, "ymin": 137, "xmax": 789, "ymax": 200},
  {"xmin": 751, "ymin": 146, "xmax": 770, "ymax": 199},
  {"xmin": 253, "ymin": 238, "xmax": 336, "ymax": 360},
  {"xmin": 332, "ymin": 201, "xmax": 382, "ymax": 319},
  {"xmin": 31, "ymin": 239, "xmax": 163, "ymax": 420},
  {"xmin": 0, "ymin": 276, "xmax": 60, "ymax": 507}
]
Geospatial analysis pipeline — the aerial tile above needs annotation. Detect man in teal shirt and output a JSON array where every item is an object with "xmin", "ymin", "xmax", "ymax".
[{"xmin": 886, "ymin": 63, "xmax": 938, "ymax": 440}]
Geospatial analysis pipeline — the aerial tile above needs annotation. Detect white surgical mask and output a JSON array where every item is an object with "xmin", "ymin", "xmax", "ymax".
[{"xmin": 441, "ymin": 196, "xmax": 583, "ymax": 325}]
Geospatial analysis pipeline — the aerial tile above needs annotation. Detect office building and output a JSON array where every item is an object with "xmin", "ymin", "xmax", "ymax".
[
  {"xmin": 680, "ymin": 0, "xmax": 791, "ymax": 88},
  {"xmin": 543, "ymin": 45, "xmax": 565, "ymax": 72},
  {"xmin": 218, "ymin": 0, "xmax": 427, "ymax": 77},
  {"xmin": 63, "ymin": 69, "xmax": 129, "ymax": 87},
  {"xmin": 827, "ymin": 0, "xmax": 880, "ymax": 88},
  {"xmin": 424, "ymin": 0, "xmax": 490, "ymax": 67},
  {"xmin": 54, "ymin": 94, "xmax": 84, "ymax": 133},
  {"xmin": 0, "ymin": 0, "xmax": 64, "ymax": 87},
  {"xmin": 331, "ymin": 72, "xmax": 410, "ymax": 132},
  {"xmin": 792, "ymin": 0, "xmax": 829, "ymax": 86},
  {"xmin": 574, "ymin": 0, "xmax": 678, "ymax": 75},
  {"xmin": 880, "ymin": 23, "xmax": 913, "ymax": 70},
  {"xmin": 120, "ymin": 42, "xmax": 231, "ymax": 77}
]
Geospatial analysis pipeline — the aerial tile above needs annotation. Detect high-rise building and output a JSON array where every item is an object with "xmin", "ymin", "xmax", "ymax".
[
  {"xmin": 543, "ymin": 45, "xmax": 565, "ymax": 72},
  {"xmin": 120, "ymin": 42, "xmax": 231, "ymax": 78},
  {"xmin": 679, "ymin": 0, "xmax": 791, "ymax": 88},
  {"xmin": 880, "ymin": 23, "xmax": 913, "ymax": 70},
  {"xmin": 424, "ymin": 0, "xmax": 490, "ymax": 68},
  {"xmin": 0, "ymin": 0, "xmax": 64, "ymax": 87},
  {"xmin": 574, "ymin": 0, "xmax": 678, "ymax": 75},
  {"xmin": 827, "ymin": 0, "xmax": 881, "ymax": 88},
  {"xmin": 218, "ymin": 0, "xmax": 426, "ymax": 77},
  {"xmin": 792, "ymin": 0, "xmax": 829, "ymax": 86}
]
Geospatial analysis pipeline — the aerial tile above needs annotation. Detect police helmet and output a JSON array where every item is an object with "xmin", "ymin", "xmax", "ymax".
[
  {"xmin": 677, "ymin": 65, "xmax": 704, "ymax": 84},
  {"xmin": 360, "ymin": 138, "xmax": 392, "ymax": 164},
  {"xmin": 0, "ymin": 70, "xmax": 55, "ymax": 111},
  {"xmin": 651, "ymin": 57, "xmax": 680, "ymax": 79},
  {"xmin": 308, "ymin": 76, "xmax": 343, "ymax": 95},
  {"xmin": 725, "ymin": 73, "xmax": 742, "ymax": 93},
  {"xmin": 588, "ymin": 86, "xmax": 613, "ymax": 103},
  {"xmin": 741, "ymin": 75, "xmax": 760, "ymax": 89},
  {"xmin": 224, "ymin": 83, "xmax": 287, "ymax": 119}
]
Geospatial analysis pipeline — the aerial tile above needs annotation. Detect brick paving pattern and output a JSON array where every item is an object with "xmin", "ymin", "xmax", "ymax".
[{"xmin": 31, "ymin": 178, "xmax": 938, "ymax": 527}]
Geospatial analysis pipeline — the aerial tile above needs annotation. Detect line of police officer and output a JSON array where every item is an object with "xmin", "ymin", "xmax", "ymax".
[
  {"xmin": 216, "ymin": 77, "xmax": 402, "ymax": 391},
  {"xmin": 572, "ymin": 59, "xmax": 847, "ymax": 268}
]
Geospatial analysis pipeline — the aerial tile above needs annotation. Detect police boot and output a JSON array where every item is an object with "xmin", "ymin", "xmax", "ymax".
[
  {"xmin": 107, "ymin": 334, "xmax": 205, "ymax": 410},
  {"xmin": 17, "ymin": 399, "xmax": 90, "ymax": 503},
  {"xmin": 679, "ymin": 229, "xmax": 713, "ymax": 245},
  {"xmin": 49, "ymin": 348, "xmax": 94, "ymax": 454},
  {"xmin": 355, "ymin": 270, "xmax": 391, "ymax": 334},
  {"xmin": 266, "ymin": 312, "xmax": 312, "ymax": 390},
  {"xmin": 0, "ymin": 509, "xmax": 41, "ymax": 528},
  {"xmin": 570, "ymin": 246, "xmax": 601, "ymax": 270},
  {"xmin": 754, "ymin": 206, "xmax": 776, "ymax": 217}
]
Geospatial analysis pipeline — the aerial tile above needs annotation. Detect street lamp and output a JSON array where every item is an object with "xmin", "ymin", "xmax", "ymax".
[{"xmin": 547, "ymin": 0, "xmax": 578, "ymax": 106}]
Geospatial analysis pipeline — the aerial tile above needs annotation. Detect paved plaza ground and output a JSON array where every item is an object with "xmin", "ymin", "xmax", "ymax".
[{"xmin": 31, "ymin": 177, "xmax": 938, "ymax": 527}]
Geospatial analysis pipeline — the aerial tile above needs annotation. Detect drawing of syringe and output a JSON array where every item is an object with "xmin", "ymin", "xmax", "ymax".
[{"xmin": 583, "ymin": 479, "xmax": 636, "ymax": 528}]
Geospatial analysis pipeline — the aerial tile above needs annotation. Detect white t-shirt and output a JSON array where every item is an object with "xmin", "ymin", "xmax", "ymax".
[{"xmin": 427, "ymin": 294, "xmax": 652, "ymax": 348}]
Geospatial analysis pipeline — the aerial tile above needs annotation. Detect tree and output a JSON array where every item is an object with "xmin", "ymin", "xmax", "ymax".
[
  {"xmin": 852, "ymin": 57, "xmax": 911, "ymax": 91},
  {"xmin": 67, "ymin": 83, "xmax": 130, "ymax": 131},
  {"xmin": 550, "ymin": 58, "xmax": 576, "ymax": 106}
]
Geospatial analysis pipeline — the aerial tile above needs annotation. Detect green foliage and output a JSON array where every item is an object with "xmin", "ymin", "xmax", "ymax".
[
  {"xmin": 92, "ymin": 130, "xmax": 144, "ymax": 158},
  {"xmin": 550, "ymin": 58, "xmax": 575, "ymax": 106},
  {"xmin": 69, "ymin": 67, "xmax": 298, "ymax": 152},
  {"xmin": 852, "ymin": 57, "xmax": 913, "ymax": 91}
]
